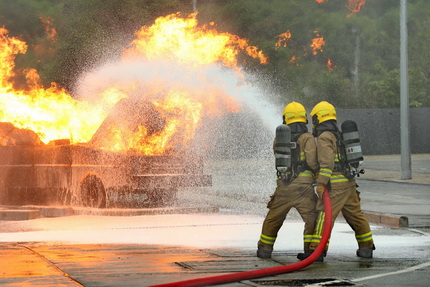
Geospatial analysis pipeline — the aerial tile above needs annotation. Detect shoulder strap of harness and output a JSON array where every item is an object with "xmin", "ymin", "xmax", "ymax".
[{"xmin": 290, "ymin": 132, "xmax": 310, "ymax": 179}]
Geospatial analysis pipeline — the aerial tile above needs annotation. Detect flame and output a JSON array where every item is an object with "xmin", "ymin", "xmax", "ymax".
[
  {"xmin": 316, "ymin": 0, "xmax": 366, "ymax": 18},
  {"xmin": 0, "ymin": 13, "xmax": 267, "ymax": 155},
  {"xmin": 275, "ymin": 30, "xmax": 327, "ymax": 66},
  {"xmin": 136, "ymin": 90, "xmax": 203, "ymax": 155},
  {"xmin": 275, "ymin": 30, "xmax": 292, "ymax": 48},
  {"xmin": 310, "ymin": 31, "xmax": 325, "ymax": 55},
  {"xmin": 0, "ymin": 27, "xmax": 26, "ymax": 88},
  {"xmin": 327, "ymin": 58, "xmax": 335, "ymax": 71},
  {"xmin": 39, "ymin": 17, "xmax": 58, "ymax": 41},
  {"xmin": 289, "ymin": 56, "xmax": 300, "ymax": 66},
  {"xmin": 124, "ymin": 13, "xmax": 267, "ymax": 73},
  {"xmin": 0, "ymin": 27, "xmax": 128, "ymax": 144},
  {"xmin": 346, "ymin": 0, "xmax": 367, "ymax": 18}
]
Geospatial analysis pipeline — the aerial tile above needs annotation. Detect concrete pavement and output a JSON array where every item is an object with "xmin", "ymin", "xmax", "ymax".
[{"xmin": 358, "ymin": 154, "xmax": 430, "ymax": 228}]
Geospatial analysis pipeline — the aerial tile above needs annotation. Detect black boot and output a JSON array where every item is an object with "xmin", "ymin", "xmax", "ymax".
[
  {"xmin": 257, "ymin": 245, "xmax": 272, "ymax": 259},
  {"xmin": 357, "ymin": 244, "xmax": 375, "ymax": 258},
  {"xmin": 297, "ymin": 250, "xmax": 324, "ymax": 262}
]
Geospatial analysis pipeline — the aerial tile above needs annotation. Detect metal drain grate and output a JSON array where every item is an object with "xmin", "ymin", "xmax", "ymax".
[
  {"xmin": 251, "ymin": 278, "xmax": 355, "ymax": 286},
  {"xmin": 175, "ymin": 259, "xmax": 281, "ymax": 272}
]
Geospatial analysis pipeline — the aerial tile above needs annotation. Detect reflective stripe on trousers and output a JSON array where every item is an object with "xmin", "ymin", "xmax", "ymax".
[
  {"xmin": 356, "ymin": 231, "xmax": 373, "ymax": 243},
  {"xmin": 309, "ymin": 211, "xmax": 330, "ymax": 246},
  {"xmin": 260, "ymin": 234, "xmax": 276, "ymax": 245}
]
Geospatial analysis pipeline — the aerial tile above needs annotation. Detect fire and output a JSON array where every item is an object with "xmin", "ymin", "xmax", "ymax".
[
  {"xmin": 316, "ymin": 0, "xmax": 366, "ymax": 17},
  {"xmin": 289, "ymin": 56, "xmax": 300, "ymax": 66},
  {"xmin": 136, "ymin": 90, "xmax": 203, "ymax": 155},
  {"xmin": 39, "ymin": 17, "xmax": 57, "ymax": 41},
  {"xmin": 310, "ymin": 31, "xmax": 325, "ymax": 55},
  {"xmin": 346, "ymin": 0, "xmax": 367, "ymax": 18},
  {"xmin": 0, "ymin": 27, "xmax": 26, "ymax": 89},
  {"xmin": 0, "ymin": 13, "xmax": 268, "ymax": 155},
  {"xmin": 124, "ymin": 13, "xmax": 267, "ymax": 72},
  {"xmin": 0, "ymin": 27, "xmax": 118, "ymax": 145},
  {"xmin": 275, "ymin": 30, "xmax": 327, "ymax": 66},
  {"xmin": 327, "ymin": 58, "xmax": 335, "ymax": 71},
  {"xmin": 275, "ymin": 30, "xmax": 292, "ymax": 48}
]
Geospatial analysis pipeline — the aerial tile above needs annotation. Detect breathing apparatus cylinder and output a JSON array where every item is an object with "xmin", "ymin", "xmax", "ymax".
[
  {"xmin": 341, "ymin": 120, "xmax": 364, "ymax": 177},
  {"xmin": 274, "ymin": 124, "xmax": 294, "ymax": 183}
]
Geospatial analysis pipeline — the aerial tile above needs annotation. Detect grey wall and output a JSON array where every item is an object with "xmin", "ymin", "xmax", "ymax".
[
  {"xmin": 196, "ymin": 107, "xmax": 429, "ymax": 159},
  {"xmin": 337, "ymin": 108, "xmax": 430, "ymax": 155}
]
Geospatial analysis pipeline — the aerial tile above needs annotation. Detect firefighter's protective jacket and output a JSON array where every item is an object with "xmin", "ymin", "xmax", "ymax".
[{"xmin": 315, "ymin": 131, "xmax": 351, "ymax": 187}]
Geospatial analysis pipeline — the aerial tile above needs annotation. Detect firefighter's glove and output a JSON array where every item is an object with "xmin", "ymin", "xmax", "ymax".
[{"xmin": 314, "ymin": 183, "xmax": 326, "ymax": 199}]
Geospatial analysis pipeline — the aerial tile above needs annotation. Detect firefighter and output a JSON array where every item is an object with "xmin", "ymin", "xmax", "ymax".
[
  {"xmin": 257, "ymin": 102, "xmax": 319, "ymax": 259},
  {"xmin": 297, "ymin": 101, "xmax": 375, "ymax": 262}
]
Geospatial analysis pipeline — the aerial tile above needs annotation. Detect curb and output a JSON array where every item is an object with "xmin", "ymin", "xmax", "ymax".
[
  {"xmin": 360, "ymin": 178, "xmax": 430, "ymax": 186},
  {"xmin": 363, "ymin": 211, "xmax": 409, "ymax": 228},
  {"xmin": 0, "ymin": 209, "xmax": 41, "ymax": 221},
  {"xmin": 23, "ymin": 206, "xmax": 75, "ymax": 217}
]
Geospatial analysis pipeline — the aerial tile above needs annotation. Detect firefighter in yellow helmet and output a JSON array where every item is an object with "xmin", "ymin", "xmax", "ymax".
[
  {"xmin": 297, "ymin": 101, "xmax": 375, "ymax": 262},
  {"xmin": 257, "ymin": 101, "xmax": 319, "ymax": 258}
]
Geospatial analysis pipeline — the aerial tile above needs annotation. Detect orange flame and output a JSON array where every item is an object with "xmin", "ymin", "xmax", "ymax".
[
  {"xmin": 316, "ymin": 0, "xmax": 366, "ymax": 18},
  {"xmin": 346, "ymin": 0, "xmax": 367, "ymax": 18},
  {"xmin": 327, "ymin": 58, "xmax": 335, "ymax": 71},
  {"xmin": 0, "ymin": 14, "xmax": 268, "ymax": 155},
  {"xmin": 0, "ymin": 27, "xmax": 119, "ymax": 144},
  {"xmin": 39, "ymin": 17, "xmax": 58, "ymax": 41},
  {"xmin": 124, "ymin": 13, "xmax": 267, "ymax": 72},
  {"xmin": 275, "ymin": 30, "xmax": 292, "ymax": 48},
  {"xmin": 310, "ymin": 31, "xmax": 325, "ymax": 55},
  {"xmin": 289, "ymin": 56, "xmax": 300, "ymax": 66}
]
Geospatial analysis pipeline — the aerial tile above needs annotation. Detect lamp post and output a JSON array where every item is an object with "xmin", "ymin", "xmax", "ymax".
[{"xmin": 400, "ymin": 0, "xmax": 411, "ymax": 179}]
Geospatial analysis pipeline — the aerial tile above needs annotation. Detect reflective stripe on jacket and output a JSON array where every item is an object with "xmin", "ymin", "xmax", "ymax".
[{"xmin": 316, "ymin": 131, "xmax": 349, "ymax": 185}]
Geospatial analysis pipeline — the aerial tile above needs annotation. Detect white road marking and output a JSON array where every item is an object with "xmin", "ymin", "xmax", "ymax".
[{"xmin": 352, "ymin": 261, "xmax": 430, "ymax": 282}]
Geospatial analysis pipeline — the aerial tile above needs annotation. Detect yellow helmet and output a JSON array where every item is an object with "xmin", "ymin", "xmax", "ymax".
[
  {"xmin": 282, "ymin": 101, "xmax": 308, "ymax": 125},
  {"xmin": 310, "ymin": 101, "xmax": 336, "ymax": 126}
]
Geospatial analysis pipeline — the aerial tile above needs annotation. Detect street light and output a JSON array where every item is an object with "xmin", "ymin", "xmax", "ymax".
[{"xmin": 400, "ymin": 0, "xmax": 411, "ymax": 179}]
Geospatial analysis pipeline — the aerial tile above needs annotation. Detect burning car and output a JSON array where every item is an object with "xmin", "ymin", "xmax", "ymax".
[{"xmin": 0, "ymin": 97, "xmax": 211, "ymax": 208}]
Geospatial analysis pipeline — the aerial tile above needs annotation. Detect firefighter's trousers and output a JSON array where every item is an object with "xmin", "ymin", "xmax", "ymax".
[
  {"xmin": 258, "ymin": 180, "xmax": 318, "ymax": 251},
  {"xmin": 310, "ymin": 180, "xmax": 374, "ymax": 251}
]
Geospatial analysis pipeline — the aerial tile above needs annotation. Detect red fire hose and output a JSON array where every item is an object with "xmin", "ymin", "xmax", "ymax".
[{"xmin": 149, "ymin": 188, "xmax": 332, "ymax": 287}]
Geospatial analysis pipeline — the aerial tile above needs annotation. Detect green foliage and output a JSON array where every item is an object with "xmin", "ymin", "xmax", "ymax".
[
  {"xmin": 0, "ymin": 0, "xmax": 429, "ymax": 107},
  {"xmin": 197, "ymin": 0, "xmax": 430, "ymax": 108}
]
